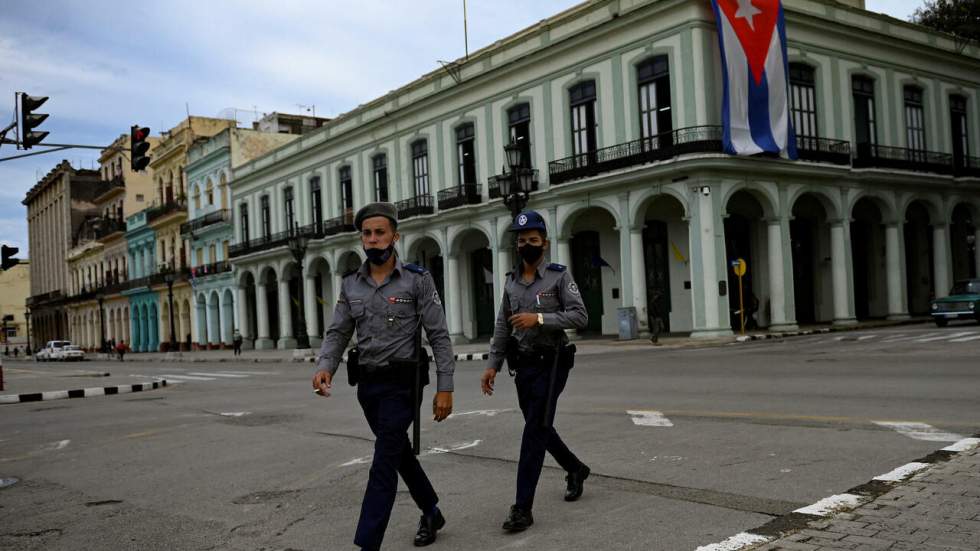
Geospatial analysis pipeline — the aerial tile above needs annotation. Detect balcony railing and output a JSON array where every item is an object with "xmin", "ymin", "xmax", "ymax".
[
  {"xmin": 795, "ymin": 136, "xmax": 851, "ymax": 165},
  {"xmin": 147, "ymin": 198, "xmax": 188, "ymax": 223},
  {"xmin": 488, "ymin": 170, "xmax": 540, "ymax": 199},
  {"xmin": 955, "ymin": 155, "xmax": 980, "ymax": 178},
  {"xmin": 180, "ymin": 209, "xmax": 231, "ymax": 235},
  {"xmin": 95, "ymin": 218, "xmax": 128, "ymax": 239},
  {"xmin": 549, "ymin": 125, "xmax": 723, "ymax": 186},
  {"xmin": 437, "ymin": 184, "xmax": 481, "ymax": 210},
  {"xmin": 853, "ymin": 143, "xmax": 953, "ymax": 174},
  {"xmin": 322, "ymin": 212, "xmax": 356, "ymax": 237},
  {"xmin": 395, "ymin": 194, "xmax": 435, "ymax": 220},
  {"xmin": 190, "ymin": 261, "xmax": 231, "ymax": 279},
  {"xmin": 228, "ymin": 225, "xmax": 318, "ymax": 258}
]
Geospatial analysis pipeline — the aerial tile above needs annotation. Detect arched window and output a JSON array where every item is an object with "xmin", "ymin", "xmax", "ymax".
[
  {"xmin": 636, "ymin": 56, "xmax": 672, "ymax": 143},
  {"xmin": 852, "ymin": 75, "xmax": 877, "ymax": 158},
  {"xmin": 789, "ymin": 63, "xmax": 818, "ymax": 144},
  {"xmin": 569, "ymin": 80, "xmax": 597, "ymax": 156},
  {"xmin": 205, "ymin": 179, "xmax": 214, "ymax": 206},
  {"xmin": 507, "ymin": 104, "xmax": 532, "ymax": 169},
  {"xmin": 372, "ymin": 155, "xmax": 389, "ymax": 202},
  {"xmin": 193, "ymin": 185, "xmax": 201, "ymax": 210},
  {"xmin": 456, "ymin": 123, "xmax": 476, "ymax": 186},
  {"xmin": 904, "ymin": 85, "xmax": 926, "ymax": 154},
  {"xmin": 411, "ymin": 140, "xmax": 429, "ymax": 196}
]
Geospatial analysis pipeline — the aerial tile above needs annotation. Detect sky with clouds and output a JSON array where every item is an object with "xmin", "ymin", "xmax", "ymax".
[{"xmin": 0, "ymin": 0, "xmax": 923, "ymax": 259}]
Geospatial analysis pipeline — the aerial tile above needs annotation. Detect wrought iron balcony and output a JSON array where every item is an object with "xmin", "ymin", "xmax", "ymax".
[
  {"xmin": 146, "ymin": 197, "xmax": 188, "ymax": 223},
  {"xmin": 180, "ymin": 209, "xmax": 231, "ymax": 235},
  {"xmin": 437, "ymin": 184, "xmax": 481, "ymax": 210},
  {"xmin": 190, "ymin": 261, "xmax": 231, "ymax": 279},
  {"xmin": 853, "ymin": 143, "xmax": 953, "ymax": 174},
  {"xmin": 395, "ymin": 195, "xmax": 435, "ymax": 220},
  {"xmin": 228, "ymin": 225, "xmax": 318, "ymax": 258},
  {"xmin": 548, "ymin": 125, "xmax": 723, "ymax": 186},
  {"xmin": 322, "ymin": 212, "xmax": 356, "ymax": 237},
  {"xmin": 488, "ymin": 170, "xmax": 539, "ymax": 199},
  {"xmin": 954, "ymin": 155, "xmax": 980, "ymax": 178},
  {"xmin": 795, "ymin": 136, "xmax": 851, "ymax": 165},
  {"xmin": 95, "ymin": 218, "xmax": 128, "ymax": 239}
]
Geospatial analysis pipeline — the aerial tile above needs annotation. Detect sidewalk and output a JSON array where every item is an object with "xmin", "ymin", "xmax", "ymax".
[
  {"xmin": 750, "ymin": 441, "xmax": 980, "ymax": 551},
  {"xmin": 2, "ymin": 318, "xmax": 931, "ymax": 366}
]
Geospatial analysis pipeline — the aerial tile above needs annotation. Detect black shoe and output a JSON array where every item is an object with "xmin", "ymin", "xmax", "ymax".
[
  {"xmin": 414, "ymin": 508, "xmax": 445, "ymax": 547},
  {"xmin": 502, "ymin": 505, "xmax": 533, "ymax": 532},
  {"xmin": 565, "ymin": 465, "xmax": 590, "ymax": 502}
]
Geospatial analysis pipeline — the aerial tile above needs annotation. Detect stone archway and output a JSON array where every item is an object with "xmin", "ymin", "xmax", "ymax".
[
  {"xmin": 450, "ymin": 227, "xmax": 494, "ymax": 341},
  {"xmin": 564, "ymin": 205, "xmax": 621, "ymax": 335},
  {"xmin": 850, "ymin": 197, "xmax": 889, "ymax": 320},
  {"xmin": 904, "ymin": 200, "xmax": 937, "ymax": 314}
]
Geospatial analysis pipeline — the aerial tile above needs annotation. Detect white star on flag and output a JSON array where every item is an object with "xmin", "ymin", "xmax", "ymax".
[{"xmin": 734, "ymin": 0, "xmax": 762, "ymax": 30}]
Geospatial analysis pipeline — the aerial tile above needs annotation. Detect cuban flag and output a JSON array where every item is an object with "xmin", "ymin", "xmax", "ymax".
[{"xmin": 711, "ymin": 0, "xmax": 797, "ymax": 158}]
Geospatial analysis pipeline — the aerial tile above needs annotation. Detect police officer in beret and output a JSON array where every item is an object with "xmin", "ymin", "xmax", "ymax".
[
  {"xmin": 312, "ymin": 202, "xmax": 456, "ymax": 550},
  {"xmin": 480, "ymin": 210, "xmax": 591, "ymax": 532}
]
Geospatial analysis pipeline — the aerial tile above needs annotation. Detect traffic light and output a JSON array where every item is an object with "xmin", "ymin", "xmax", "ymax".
[
  {"xmin": 1, "ymin": 245, "xmax": 19, "ymax": 271},
  {"xmin": 18, "ymin": 93, "xmax": 49, "ymax": 149},
  {"xmin": 130, "ymin": 125, "xmax": 151, "ymax": 171}
]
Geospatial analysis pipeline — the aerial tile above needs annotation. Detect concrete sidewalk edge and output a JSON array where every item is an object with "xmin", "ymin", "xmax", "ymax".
[
  {"xmin": 0, "ymin": 380, "xmax": 170, "ymax": 405},
  {"xmin": 693, "ymin": 434, "xmax": 980, "ymax": 551}
]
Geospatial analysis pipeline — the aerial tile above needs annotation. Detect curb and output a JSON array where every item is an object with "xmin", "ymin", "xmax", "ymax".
[
  {"xmin": 693, "ymin": 434, "xmax": 980, "ymax": 550},
  {"xmin": 733, "ymin": 318, "xmax": 928, "ymax": 343},
  {"xmin": 63, "ymin": 352, "xmax": 494, "ymax": 365},
  {"xmin": 0, "ymin": 380, "xmax": 169, "ymax": 405}
]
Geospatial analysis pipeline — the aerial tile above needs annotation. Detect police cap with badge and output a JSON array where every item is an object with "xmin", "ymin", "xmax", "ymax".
[
  {"xmin": 354, "ymin": 202, "xmax": 399, "ymax": 231},
  {"xmin": 510, "ymin": 210, "xmax": 547, "ymax": 233}
]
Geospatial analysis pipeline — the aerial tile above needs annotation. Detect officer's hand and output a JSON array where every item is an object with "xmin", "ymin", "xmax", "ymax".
[
  {"xmin": 480, "ymin": 367, "xmax": 497, "ymax": 396},
  {"xmin": 433, "ymin": 391, "xmax": 453, "ymax": 422},
  {"xmin": 312, "ymin": 370, "xmax": 332, "ymax": 397},
  {"xmin": 509, "ymin": 313, "xmax": 539, "ymax": 329}
]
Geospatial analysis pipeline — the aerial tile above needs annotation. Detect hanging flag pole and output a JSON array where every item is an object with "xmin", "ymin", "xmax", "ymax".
[{"xmin": 463, "ymin": 0, "xmax": 469, "ymax": 61}]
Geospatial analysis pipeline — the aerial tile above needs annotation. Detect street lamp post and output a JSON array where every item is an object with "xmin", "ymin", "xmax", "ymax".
[
  {"xmin": 501, "ymin": 141, "xmax": 530, "ymax": 219},
  {"xmin": 24, "ymin": 310, "xmax": 31, "ymax": 356},
  {"xmin": 287, "ymin": 224, "xmax": 310, "ymax": 350},
  {"xmin": 97, "ymin": 295, "xmax": 106, "ymax": 354},
  {"xmin": 164, "ymin": 270, "xmax": 177, "ymax": 353}
]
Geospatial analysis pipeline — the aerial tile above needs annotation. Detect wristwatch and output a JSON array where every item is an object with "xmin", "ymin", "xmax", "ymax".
[{"xmin": 537, "ymin": 313, "xmax": 544, "ymax": 326}]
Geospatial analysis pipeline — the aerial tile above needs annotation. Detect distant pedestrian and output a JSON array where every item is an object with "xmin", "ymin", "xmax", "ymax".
[
  {"xmin": 115, "ymin": 340, "xmax": 127, "ymax": 361},
  {"xmin": 13, "ymin": 347, "xmax": 18, "ymax": 358},
  {"xmin": 233, "ymin": 329, "xmax": 243, "ymax": 356}
]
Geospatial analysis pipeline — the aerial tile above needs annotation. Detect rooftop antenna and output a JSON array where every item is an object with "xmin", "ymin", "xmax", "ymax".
[
  {"xmin": 436, "ymin": 0, "xmax": 468, "ymax": 85},
  {"xmin": 297, "ymin": 104, "xmax": 316, "ymax": 118},
  {"xmin": 463, "ymin": 0, "xmax": 469, "ymax": 61}
]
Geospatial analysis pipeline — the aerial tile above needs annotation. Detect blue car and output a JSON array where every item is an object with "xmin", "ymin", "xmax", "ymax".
[{"xmin": 930, "ymin": 279, "xmax": 980, "ymax": 327}]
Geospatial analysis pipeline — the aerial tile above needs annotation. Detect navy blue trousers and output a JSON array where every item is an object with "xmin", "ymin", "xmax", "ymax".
[
  {"xmin": 514, "ymin": 361, "xmax": 583, "ymax": 511},
  {"xmin": 354, "ymin": 381, "xmax": 438, "ymax": 550}
]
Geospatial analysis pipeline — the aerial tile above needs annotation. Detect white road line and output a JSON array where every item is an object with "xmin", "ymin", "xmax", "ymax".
[
  {"xmin": 449, "ymin": 409, "xmax": 514, "ymax": 418},
  {"xmin": 340, "ymin": 440, "xmax": 484, "ymax": 468},
  {"xmin": 879, "ymin": 333, "xmax": 909, "ymax": 342},
  {"xmin": 856, "ymin": 335, "xmax": 878, "ymax": 341},
  {"xmin": 873, "ymin": 462, "xmax": 931, "ymax": 482},
  {"xmin": 794, "ymin": 493, "xmax": 863, "ymax": 516},
  {"xmin": 159, "ymin": 374, "xmax": 216, "ymax": 381},
  {"xmin": 189, "ymin": 372, "xmax": 248, "ymax": 378},
  {"xmin": 219, "ymin": 412, "xmax": 251, "ymax": 417},
  {"xmin": 942, "ymin": 438, "xmax": 980, "ymax": 452},
  {"xmin": 884, "ymin": 332, "xmax": 941, "ymax": 342},
  {"xmin": 694, "ymin": 533, "xmax": 771, "ymax": 551},
  {"xmin": 914, "ymin": 331, "xmax": 977, "ymax": 342},
  {"xmin": 627, "ymin": 410, "xmax": 674, "ymax": 427},
  {"xmin": 873, "ymin": 421, "xmax": 965, "ymax": 442},
  {"xmin": 949, "ymin": 334, "xmax": 980, "ymax": 343},
  {"xmin": 215, "ymin": 370, "xmax": 276, "ymax": 375},
  {"xmin": 41, "ymin": 440, "xmax": 71, "ymax": 452}
]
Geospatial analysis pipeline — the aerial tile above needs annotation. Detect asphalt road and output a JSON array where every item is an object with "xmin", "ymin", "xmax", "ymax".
[{"xmin": 1, "ymin": 321, "xmax": 978, "ymax": 550}]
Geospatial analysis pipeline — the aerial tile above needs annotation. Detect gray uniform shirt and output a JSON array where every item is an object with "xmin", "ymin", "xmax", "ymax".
[
  {"xmin": 487, "ymin": 261, "xmax": 588, "ymax": 372},
  {"xmin": 315, "ymin": 258, "xmax": 456, "ymax": 392}
]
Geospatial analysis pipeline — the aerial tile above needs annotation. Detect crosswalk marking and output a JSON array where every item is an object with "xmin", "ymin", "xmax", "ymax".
[
  {"xmin": 627, "ymin": 410, "xmax": 674, "ymax": 427},
  {"xmin": 949, "ymin": 334, "xmax": 980, "ymax": 343},
  {"xmin": 873, "ymin": 421, "xmax": 964, "ymax": 442},
  {"xmin": 914, "ymin": 331, "xmax": 976, "ymax": 342},
  {"xmin": 188, "ymin": 372, "xmax": 248, "ymax": 378}
]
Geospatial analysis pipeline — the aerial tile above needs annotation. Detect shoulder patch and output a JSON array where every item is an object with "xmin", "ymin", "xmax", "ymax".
[
  {"xmin": 546, "ymin": 263, "xmax": 567, "ymax": 272},
  {"xmin": 403, "ymin": 263, "xmax": 427, "ymax": 274},
  {"xmin": 342, "ymin": 269, "xmax": 359, "ymax": 278}
]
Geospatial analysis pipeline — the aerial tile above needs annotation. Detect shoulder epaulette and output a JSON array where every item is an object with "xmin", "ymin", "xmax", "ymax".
[
  {"xmin": 546, "ymin": 263, "xmax": 567, "ymax": 272},
  {"xmin": 342, "ymin": 268, "xmax": 359, "ymax": 278},
  {"xmin": 403, "ymin": 263, "xmax": 428, "ymax": 274}
]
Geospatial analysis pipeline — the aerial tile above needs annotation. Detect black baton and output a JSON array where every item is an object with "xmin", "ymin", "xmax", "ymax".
[
  {"xmin": 542, "ymin": 344, "xmax": 561, "ymax": 429},
  {"xmin": 413, "ymin": 360, "xmax": 421, "ymax": 455}
]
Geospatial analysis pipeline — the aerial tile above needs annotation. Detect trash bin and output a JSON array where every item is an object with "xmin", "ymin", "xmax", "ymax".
[{"xmin": 617, "ymin": 306, "xmax": 638, "ymax": 340}]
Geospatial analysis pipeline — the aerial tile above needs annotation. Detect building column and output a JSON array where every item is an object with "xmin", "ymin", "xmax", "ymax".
[
  {"xmin": 830, "ymin": 220, "xmax": 857, "ymax": 325},
  {"xmin": 974, "ymin": 227, "xmax": 980, "ymax": 279},
  {"xmin": 277, "ymin": 278, "xmax": 296, "ymax": 349},
  {"xmin": 330, "ymin": 271, "xmax": 343, "ymax": 328},
  {"xmin": 149, "ymin": 308, "xmax": 159, "ymax": 352},
  {"xmin": 629, "ymin": 227, "xmax": 649, "ymax": 334},
  {"xmin": 494, "ymin": 246, "xmax": 511, "ymax": 309},
  {"xmin": 690, "ymin": 186, "xmax": 731, "ymax": 337},
  {"xmin": 766, "ymin": 217, "xmax": 797, "ymax": 331},
  {"xmin": 254, "ymin": 280, "xmax": 273, "ymax": 349},
  {"xmin": 445, "ymin": 254, "xmax": 464, "ymax": 342},
  {"xmin": 220, "ymin": 293, "xmax": 233, "ymax": 345},
  {"xmin": 885, "ymin": 222, "xmax": 909, "ymax": 320},
  {"xmin": 195, "ymin": 299, "xmax": 207, "ymax": 348},
  {"xmin": 933, "ymin": 223, "xmax": 952, "ymax": 298},
  {"xmin": 237, "ymin": 286, "xmax": 251, "ymax": 340},
  {"xmin": 556, "ymin": 238, "xmax": 571, "ymax": 267},
  {"xmin": 304, "ymin": 274, "xmax": 320, "ymax": 347}
]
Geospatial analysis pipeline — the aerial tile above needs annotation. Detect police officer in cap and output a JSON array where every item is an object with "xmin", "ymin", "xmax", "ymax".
[
  {"xmin": 480, "ymin": 210, "xmax": 590, "ymax": 532},
  {"xmin": 312, "ymin": 202, "xmax": 456, "ymax": 550}
]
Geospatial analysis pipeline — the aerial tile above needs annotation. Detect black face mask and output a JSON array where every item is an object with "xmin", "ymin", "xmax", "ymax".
[
  {"xmin": 365, "ymin": 244, "xmax": 395, "ymax": 265},
  {"xmin": 518, "ymin": 244, "xmax": 544, "ymax": 265}
]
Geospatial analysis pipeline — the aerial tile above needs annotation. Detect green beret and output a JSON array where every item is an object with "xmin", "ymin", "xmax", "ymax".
[{"xmin": 354, "ymin": 202, "xmax": 398, "ymax": 230}]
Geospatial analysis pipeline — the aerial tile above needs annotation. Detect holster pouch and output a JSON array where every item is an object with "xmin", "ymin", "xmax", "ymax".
[
  {"xmin": 346, "ymin": 347, "xmax": 361, "ymax": 386},
  {"xmin": 559, "ymin": 343, "xmax": 577, "ymax": 370},
  {"xmin": 505, "ymin": 336, "xmax": 520, "ymax": 376}
]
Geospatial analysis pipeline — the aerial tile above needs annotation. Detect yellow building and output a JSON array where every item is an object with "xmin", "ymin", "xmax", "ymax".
[{"xmin": 0, "ymin": 261, "xmax": 32, "ymax": 353}]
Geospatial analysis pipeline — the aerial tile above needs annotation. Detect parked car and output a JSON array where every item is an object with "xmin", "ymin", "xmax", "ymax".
[
  {"xmin": 930, "ymin": 279, "xmax": 980, "ymax": 327},
  {"xmin": 35, "ymin": 340, "xmax": 72, "ymax": 362},
  {"xmin": 58, "ymin": 345, "xmax": 86, "ymax": 362}
]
